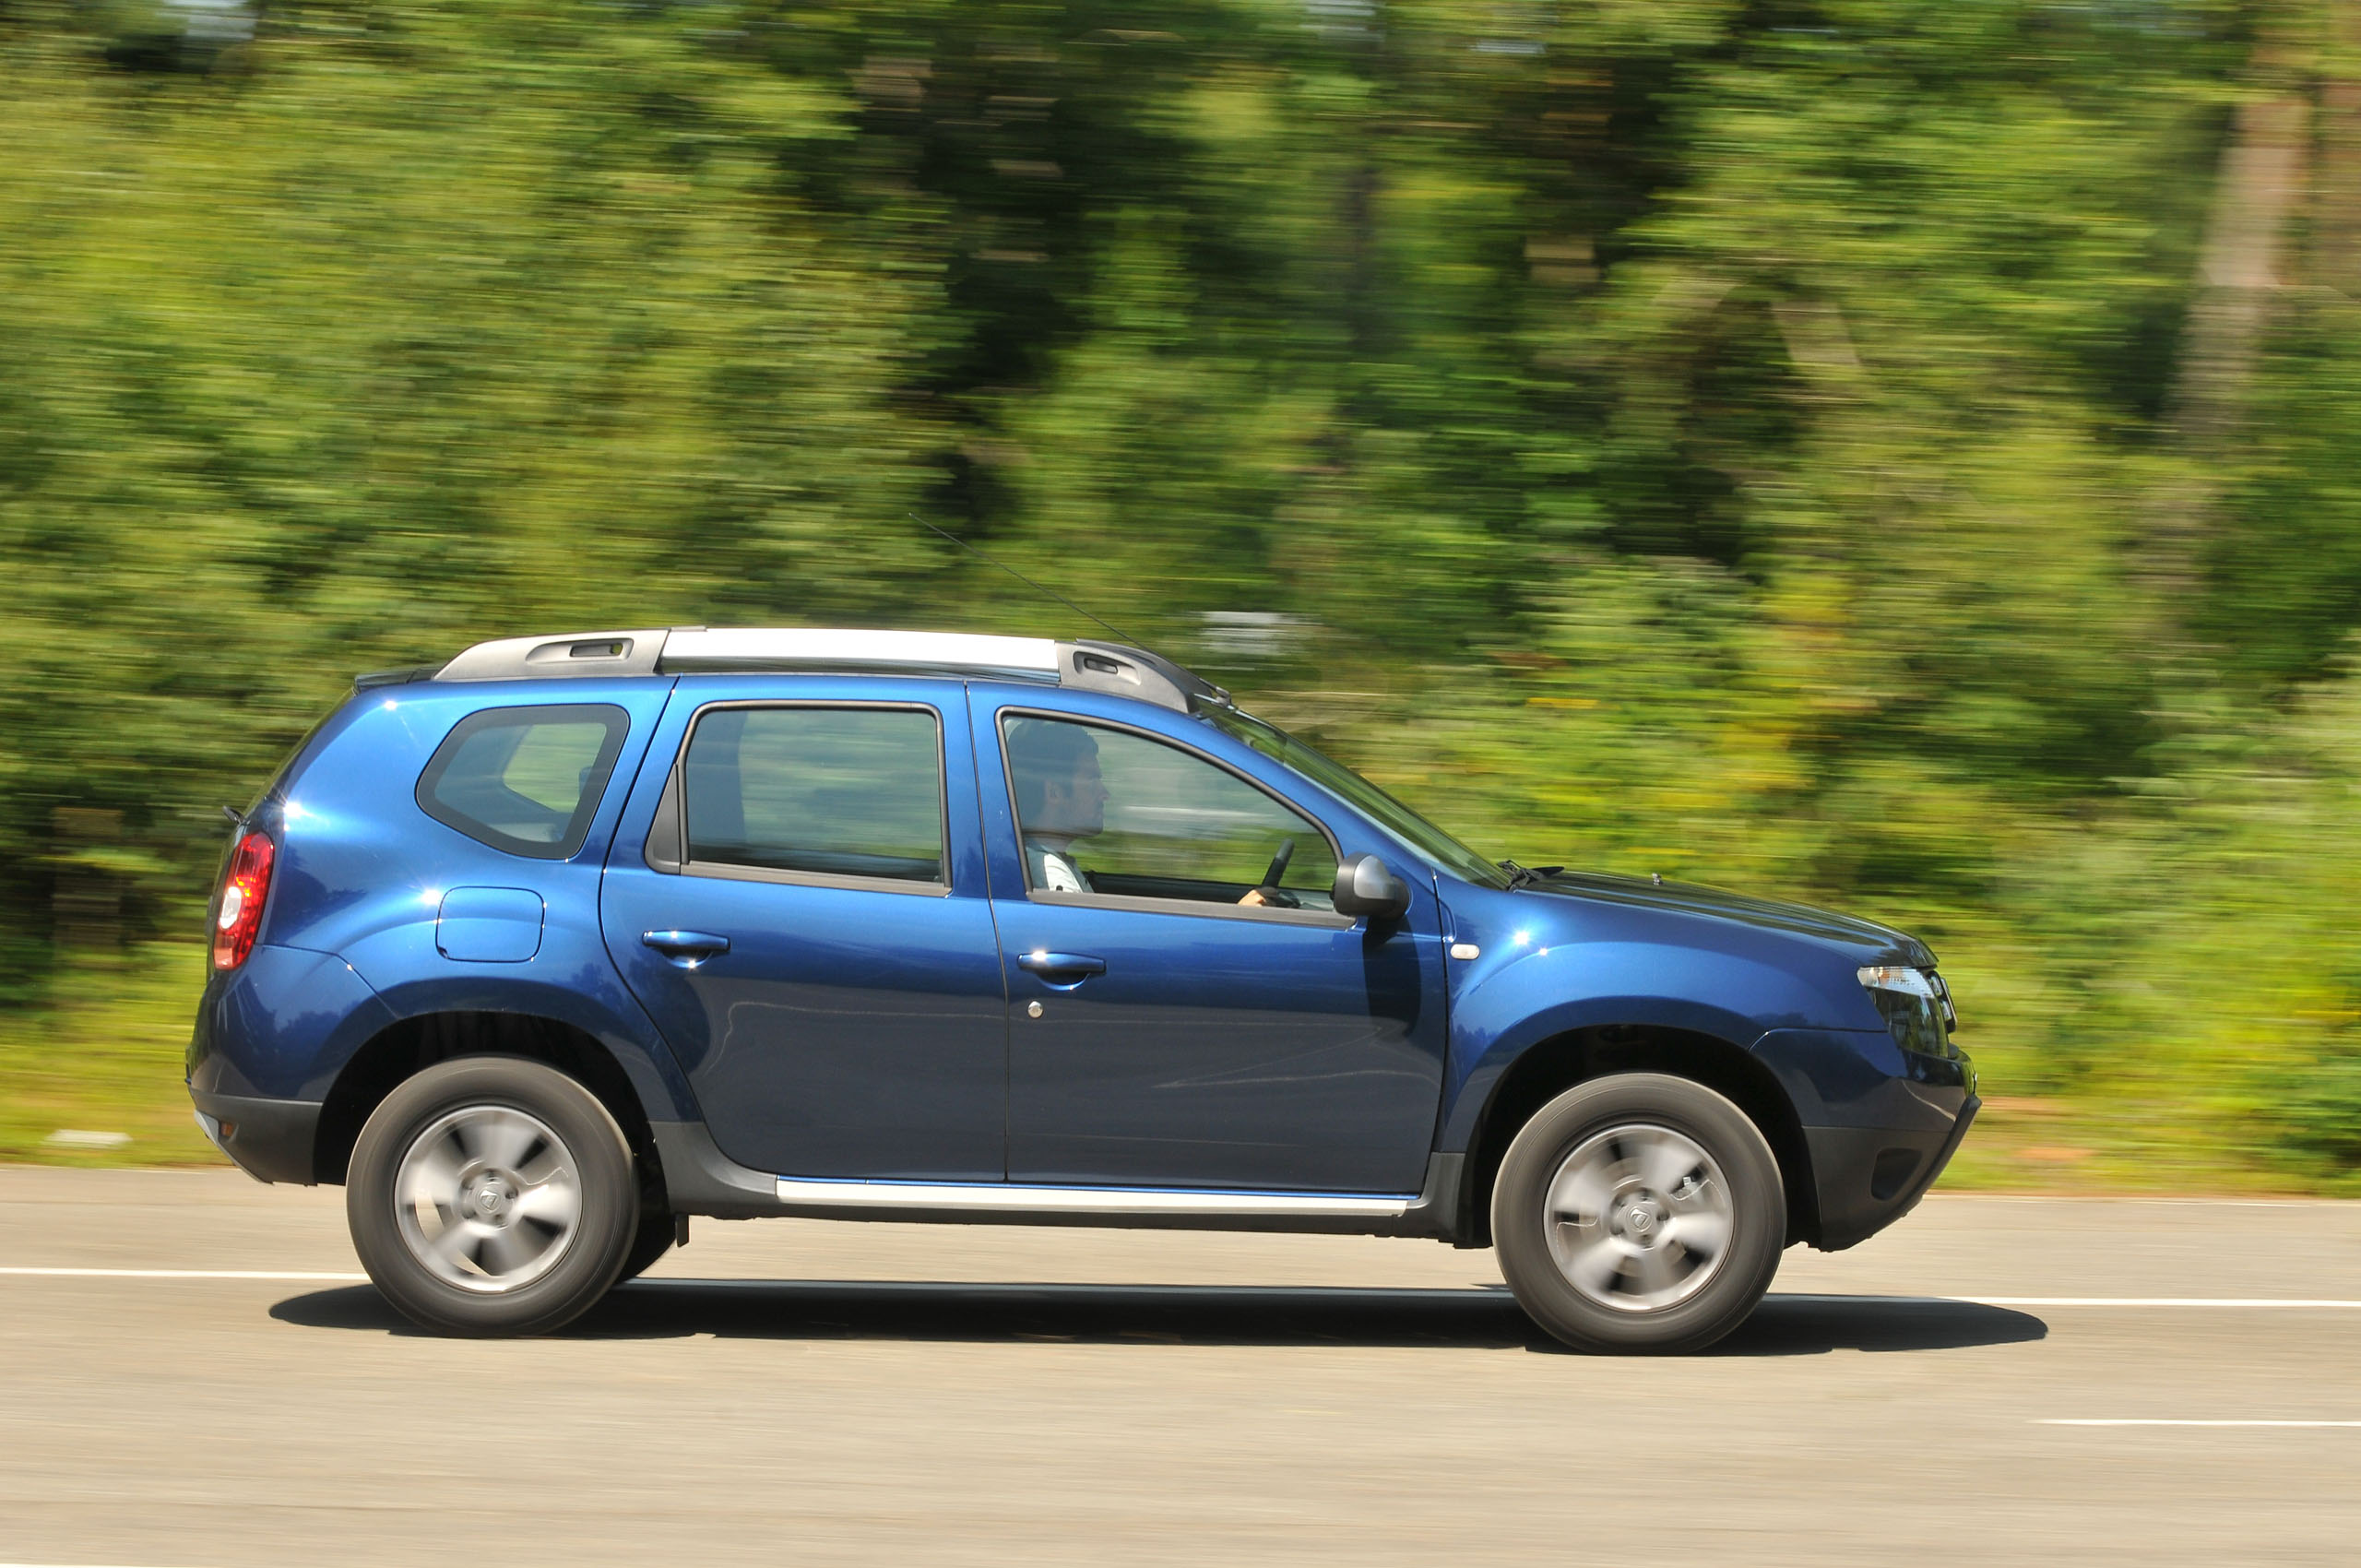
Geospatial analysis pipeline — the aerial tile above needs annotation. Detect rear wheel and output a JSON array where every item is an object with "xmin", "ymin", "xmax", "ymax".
[
  {"xmin": 347, "ymin": 1056, "xmax": 637, "ymax": 1336},
  {"xmin": 1492, "ymin": 1073, "xmax": 1783, "ymax": 1354}
]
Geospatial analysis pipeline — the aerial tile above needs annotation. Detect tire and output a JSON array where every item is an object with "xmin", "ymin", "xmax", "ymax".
[
  {"xmin": 613, "ymin": 1206, "xmax": 676, "ymax": 1285},
  {"xmin": 1491, "ymin": 1073, "xmax": 1784, "ymax": 1354},
  {"xmin": 346, "ymin": 1056, "xmax": 638, "ymax": 1336}
]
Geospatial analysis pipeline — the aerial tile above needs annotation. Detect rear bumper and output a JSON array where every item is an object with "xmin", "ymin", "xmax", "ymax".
[
  {"xmin": 1805, "ymin": 1095, "xmax": 1979, "ymax": 1252},
  {"xmin": 188, "ymin": 1087, "xmax": 321, "ymax": 1185}
]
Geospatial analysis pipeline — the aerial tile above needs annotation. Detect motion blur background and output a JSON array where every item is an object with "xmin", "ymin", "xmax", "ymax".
[{"xmin": 4, "ymin": 0, "xmax": 2358, "ymax": 1192}]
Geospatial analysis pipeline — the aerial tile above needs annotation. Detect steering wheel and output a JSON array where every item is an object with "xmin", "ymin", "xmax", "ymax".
[{"xmin": 1256, "ymin": 837, "xmax": 1301, "ymax": 909}]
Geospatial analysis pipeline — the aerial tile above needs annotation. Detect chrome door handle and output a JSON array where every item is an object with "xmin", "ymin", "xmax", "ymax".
[
  {"xmin": 1016, "ymin": 950, "xmax": 1106, "ymax": 980},
  {"xmin": 642, "ymin": 930, "xmax": 730, "ymax": 968}
]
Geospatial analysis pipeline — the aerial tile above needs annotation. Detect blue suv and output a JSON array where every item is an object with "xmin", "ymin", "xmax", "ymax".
[{"xmin": 189, "ymin": 628, "xmax": 1976, "ymax": 1349}]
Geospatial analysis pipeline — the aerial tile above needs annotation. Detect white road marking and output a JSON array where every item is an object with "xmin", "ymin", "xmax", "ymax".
[
  {"xmin": 42, "ymin": 1129, "xmax": 130, "ymax": 1149},
  {"xmin": 1786, "ymin": 1293, "xmax": 2361, "ymax": 1310},
  {"xmin": 5, "ymin": 1272, "xmax": 2361, "ymax": 1311},
  {"xmin": 2040, "ymin": 1420, "xmax": 2361, "ymax": 1428},
  {"xmin": 0, "ymin": 1266, "xmax": 365, "ymax": 1282}
]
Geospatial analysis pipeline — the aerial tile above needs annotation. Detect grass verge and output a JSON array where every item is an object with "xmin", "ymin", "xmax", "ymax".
[{"xmin": 0, "ymin": 943, "xmax": 225, "ymax": 1168}]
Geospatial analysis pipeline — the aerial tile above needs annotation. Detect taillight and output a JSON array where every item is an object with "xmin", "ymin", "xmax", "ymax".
[{"xmin": 212, "ymin": 830, "xmax": 276, "ymax": 970}]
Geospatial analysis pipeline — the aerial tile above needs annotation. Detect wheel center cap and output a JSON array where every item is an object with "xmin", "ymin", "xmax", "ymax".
[{"xmin": 1627, "ymin": 1207, "xmax": 1654, "ymax": 1233}]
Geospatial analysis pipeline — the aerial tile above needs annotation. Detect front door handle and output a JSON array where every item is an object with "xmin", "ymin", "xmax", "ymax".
[
  {"xmin": 643, "ymin": 930, "xmax": 731, "ymax": 968},
  {"xmin": 1017, "ymin": 950, "xmax": 1107, "ymax": 982}
]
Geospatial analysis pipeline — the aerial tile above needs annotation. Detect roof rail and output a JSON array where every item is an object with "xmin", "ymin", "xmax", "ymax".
[{"xmin": 423, "ymin": 628, "xmax": 1226, "ymax": 713}]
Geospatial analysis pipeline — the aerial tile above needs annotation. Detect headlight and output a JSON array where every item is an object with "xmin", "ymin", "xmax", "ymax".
[
  {"xmin": 1857, "ymin": 965, "xmax": 1957, "ymax": 1053},
  {"xmin": 1857, "ymin": 965, "xmax": 1935, "ymax": 998}
]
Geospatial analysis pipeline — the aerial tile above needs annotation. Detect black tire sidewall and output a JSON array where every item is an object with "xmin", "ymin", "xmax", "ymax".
[
  {"xmin": 346, "ymin": 1055, "xmax": 638, "ymax": 1336},
  {"xmin": 1491, "ymin": 1073, "xmax": 1784, "ymax": 1354},
  {"xmin": 614, "ymin": 1206, "xmax": 675, "ymax": 1285}
]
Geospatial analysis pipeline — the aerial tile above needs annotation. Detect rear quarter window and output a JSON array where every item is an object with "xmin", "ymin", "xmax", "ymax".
[{"xmin": 416, "ymin": 704, "xmax": 629, "ymax": 860}]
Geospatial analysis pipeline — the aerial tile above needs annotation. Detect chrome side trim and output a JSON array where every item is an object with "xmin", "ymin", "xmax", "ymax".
[{"xmin": 773, "ymin": 1176, "xmax": 1414, "ymax": 1219}]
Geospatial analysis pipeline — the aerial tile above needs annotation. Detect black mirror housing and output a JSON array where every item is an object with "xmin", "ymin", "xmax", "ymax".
[{"xmin": 1332, "ymin": 853, "xmax": 1411, "ymax": 920}]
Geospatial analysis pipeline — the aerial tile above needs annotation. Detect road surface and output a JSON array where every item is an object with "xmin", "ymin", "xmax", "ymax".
[{"xmin": 2, "ymin": 1168, "xmax": 2356, "ymax": 1565}]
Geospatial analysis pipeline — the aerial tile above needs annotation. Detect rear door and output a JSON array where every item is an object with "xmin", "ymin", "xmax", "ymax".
[{"xmin": 599, "ymin": 676, "xmax": 1008, "ymax": 1180}]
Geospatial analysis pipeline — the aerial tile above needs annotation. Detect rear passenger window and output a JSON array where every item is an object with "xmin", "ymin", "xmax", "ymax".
[
  {"xmin": 416, "ymin": 705, "xmax": 629, "ymax": 860},
  {"xmin": 682, "ymin": 706, "xmax": 946, "ymax": 889}
]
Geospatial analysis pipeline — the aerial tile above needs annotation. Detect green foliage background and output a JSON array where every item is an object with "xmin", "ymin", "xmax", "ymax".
[{"xmin": 5, "ymin": 0, "xmax": 2361, "ymax": 1186}]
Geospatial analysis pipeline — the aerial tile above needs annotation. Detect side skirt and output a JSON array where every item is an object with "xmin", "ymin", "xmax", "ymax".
[{"xmin": 649, "ymin": 1120, "xmax": 1465, "ymax": 1241}]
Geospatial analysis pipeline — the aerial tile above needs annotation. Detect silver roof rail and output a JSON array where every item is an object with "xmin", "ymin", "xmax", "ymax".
[
  {"xmin": 433, "ymin": 630, "xmax": 670, "ymax": 683},
  {"xmin": 427, "ymin": 627, "xmax": 1225, "ymax": 714}
]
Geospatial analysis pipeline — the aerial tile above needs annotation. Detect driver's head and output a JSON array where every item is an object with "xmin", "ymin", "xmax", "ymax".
[{"xmin": 1009, "ymin": 719, "xmax": 1107, "ymax": 839}]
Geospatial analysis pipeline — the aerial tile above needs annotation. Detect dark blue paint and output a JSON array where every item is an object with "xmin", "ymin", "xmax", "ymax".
[
  {"xmin": 1753, "ymin": 1028, "xmax": 1969, "ymax": 1130},
  {"xmin": 188, "ymin": 943, "xmax": 395, "ymax": 1100},
  {"xmin": 435, "ymin": 887, "xmax": 545, "ymax": 962},
  {"xmin": 190, "ymin": 656, "xmax": 1974, "ymax": 1253},
  {"xmin": 598, "ymin": 676, "xmax": 1008, "ymax": 1180},
  {"xmin": 967, "ymin": 686, "xmax": 1448, "ymax": 1194},
  {"xmin": 193, "ymin": 676, "xmax": 703, "ymax": 1119}
]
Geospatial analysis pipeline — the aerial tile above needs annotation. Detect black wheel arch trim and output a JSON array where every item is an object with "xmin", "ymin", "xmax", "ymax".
[{"xmin": 1450, "ymin": 1024, "xmax": 1821, "ymax": 1252}]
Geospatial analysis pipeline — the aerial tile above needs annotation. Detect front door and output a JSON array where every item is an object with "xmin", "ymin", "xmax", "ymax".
[
  {"xmin": 978, "ymin": 702, "xmax": 1445, "ymax": 1194},
  {"xmin": 601, "ymin": 680, "xmax": 1008, "ymax": 1180}
]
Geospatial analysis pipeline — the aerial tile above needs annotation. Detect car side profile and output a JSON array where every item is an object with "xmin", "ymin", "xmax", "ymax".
[{"xmin": 188, "ymin": 627, "xmax": 1976, "ymax": 1350}]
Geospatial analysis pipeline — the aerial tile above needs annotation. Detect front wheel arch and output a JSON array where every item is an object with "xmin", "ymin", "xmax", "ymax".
[{"xmin": 1457, "ymin": 1024, "xmax": 1817, "ymax": 1250}]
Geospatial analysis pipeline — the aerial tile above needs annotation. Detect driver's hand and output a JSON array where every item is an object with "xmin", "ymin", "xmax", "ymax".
[{"xmin": 1238, "ymin": 888, "xmax": 1268, "ymax": 907}]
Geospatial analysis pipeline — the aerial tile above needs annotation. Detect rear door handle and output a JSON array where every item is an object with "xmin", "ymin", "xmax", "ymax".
[
  {"xmin": 1016, "ymin": 950, "xmax": 1106, "ymax": 982},
  {"xmin": 642, "ymin": 930, "xmax": 730, "ymax": 968}
]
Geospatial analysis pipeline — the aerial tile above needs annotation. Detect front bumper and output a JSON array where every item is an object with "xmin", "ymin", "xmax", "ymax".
[
  {"xmin": 189, "ymin": 1087, "xmax": 321, "ymax": 1185},
  {"xmin": 1750, "ymin": 1023, "xmax": 1976, "ymax": 1251},
  {"xmin": 1805, "ymin": 1095, "xmax": 1979, "ymax": 1251}
]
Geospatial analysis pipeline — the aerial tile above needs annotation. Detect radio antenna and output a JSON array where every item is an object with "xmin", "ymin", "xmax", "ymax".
[{"xmin": 911, "ymin": 513, "xmax": 1152, "ymax": 652}]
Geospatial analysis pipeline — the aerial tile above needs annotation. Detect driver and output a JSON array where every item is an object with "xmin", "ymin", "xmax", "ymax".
[{"xmin": 1007, "ymin": 719, "xmax": 1268, "ymax": 907}]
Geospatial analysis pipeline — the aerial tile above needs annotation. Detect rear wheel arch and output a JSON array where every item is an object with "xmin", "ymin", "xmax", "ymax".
[
  {"xmin": 1456, "ymin": 1025, "xmax": 1819, "ymax": 1250},
  {"xmin": 313, "ymin": 1012, "xmax": 667, "ymax": 1215}
]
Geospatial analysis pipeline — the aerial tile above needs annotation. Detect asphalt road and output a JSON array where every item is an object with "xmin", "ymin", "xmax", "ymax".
[{"xmin": 2, "ymin": 1170, "xmax": 2357, "ymax": 1566}]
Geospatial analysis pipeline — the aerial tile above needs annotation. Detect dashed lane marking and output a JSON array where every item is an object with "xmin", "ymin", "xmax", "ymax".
[
  {"xmin": 2040, "ymin": 1420, "xmax": 2361, "ymax": 1428},
  {"xmin": 1789, "ymin": 1293, "xmax": 2361, "ymax": 1310},
  {"xmin": 0, "ymin": 1266, "xmax": 365, "ymax": 1281}
]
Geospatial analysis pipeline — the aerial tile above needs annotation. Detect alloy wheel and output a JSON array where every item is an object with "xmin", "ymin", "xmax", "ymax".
[
  {"xmin": 392, "ymin": 1105, "xmax": 583, "ymax": 1293},
  {"xmin": 1542, "ymin": 1123, "xmax": 1735, "ymax": 1313}
]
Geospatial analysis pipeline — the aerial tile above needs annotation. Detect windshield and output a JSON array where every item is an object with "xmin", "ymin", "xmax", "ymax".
[{"xmin": 1200, "ymin": 706, "xmax": 1511, "ymax": 889}]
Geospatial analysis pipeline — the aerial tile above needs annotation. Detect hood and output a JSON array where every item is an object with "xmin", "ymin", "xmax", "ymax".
[{"xmin": 1515, "ymin": 870, "xmax": 1934, "ymax": 967}]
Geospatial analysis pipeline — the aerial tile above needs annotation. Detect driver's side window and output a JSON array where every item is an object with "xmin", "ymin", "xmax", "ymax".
[{"xmin": 1002, "ymin": 715, "xmax": 1339, "ymax": 909}]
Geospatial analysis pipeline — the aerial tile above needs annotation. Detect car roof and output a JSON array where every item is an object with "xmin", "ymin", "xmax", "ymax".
[{"xmin": 395, "ymin": 627, "xmax": 1227, "ymax": 715}]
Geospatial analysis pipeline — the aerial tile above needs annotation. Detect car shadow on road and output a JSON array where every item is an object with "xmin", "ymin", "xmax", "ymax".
[{"xmin": 271, "ymin": 1280, "xmax": 2046, "ymax": 1355}]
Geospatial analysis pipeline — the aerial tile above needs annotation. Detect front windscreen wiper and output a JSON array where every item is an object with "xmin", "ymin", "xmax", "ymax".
[{"xmin": 1500, "ymin": 860, "xmax": 1563, "ymax": 890}]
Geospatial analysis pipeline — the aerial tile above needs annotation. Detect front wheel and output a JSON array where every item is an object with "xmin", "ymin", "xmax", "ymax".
[
  {"xmin": 1492, "ymin": 1073, "xmax": 1784, "ymax": 1354},
  {"xmin": 613, "ymin": 1206, "xmax": 678, "ymax": 1285},
  {"xmin": 346, "ymin": 1056, "xmax": 639, "ymax": 1336}
]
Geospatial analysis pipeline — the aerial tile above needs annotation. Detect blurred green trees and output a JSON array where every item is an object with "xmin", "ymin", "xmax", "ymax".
[{"xmin": 6, "ymin": 0, "xmax": 2361, "ymax": 1184}]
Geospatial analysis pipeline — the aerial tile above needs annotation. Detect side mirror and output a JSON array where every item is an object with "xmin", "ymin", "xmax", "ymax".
[{"xmin": 1332, "ymin": 853, "xmax": 1411, "ymax": 921}]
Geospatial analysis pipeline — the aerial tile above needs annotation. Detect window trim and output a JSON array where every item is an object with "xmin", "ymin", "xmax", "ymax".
[
  {"xmin": 993, "ymin": 706, "xmax": 1350, "ymax": 925},
  {"xmin": 659, "ymin": 699, "xmax": 954, "ymax": 898},
  {"xmin": 1026, "ymin": 887, "xmax": 1355, "ymax": 930},
  {"xmin": 415, "ymin": 703, "xmax": 629, "ymax": 861}
]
